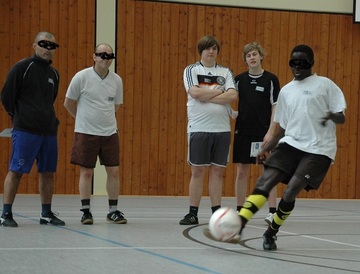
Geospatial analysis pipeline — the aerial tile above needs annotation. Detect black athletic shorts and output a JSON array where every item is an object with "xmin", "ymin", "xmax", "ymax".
[
  {"xmin": 264, "ymin": 142, "xmax": 332, "ymax": 190},
  {"xmin": 188, "ymin": 132, "xmax": 231, "ymax": 167},
  {"xmin": 233, "ymin": 134, "xmax": 263, "ymax": 164}
]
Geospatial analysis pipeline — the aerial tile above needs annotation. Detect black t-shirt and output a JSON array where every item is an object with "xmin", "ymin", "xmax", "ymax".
[{"xmin": 234, "ymin": 70, "xmax": 280, "ymax": 136}]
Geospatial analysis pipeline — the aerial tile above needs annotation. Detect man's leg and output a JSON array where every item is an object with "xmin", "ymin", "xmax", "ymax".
[
  {"xmin": 263, "ymin": 176, "xmax": 307, "ymax": 250},
  {"xmin": 265, "ymin": 185, "xmax": 277, "ymax": 224},
  {"xmin": 234, "ymin": 163, "xmax": 250, "ymax": 212},
  {"xmin": 39, "ymin": 172, "xmax": 54, "ymax": 205},
  {"xmin": 105, "ymin": 166, "xmax": 126, "ymax": 224},
  {"xmin": 3, "ymin": 171, "xmax": 22, "ymax": 205},
  {"xmin": 209, "ymin": 164, "xmax": 225, "ymax": 213},
  {"xmin": 105, "ymin": 166, "xmax": 120, "ymax": 200},
  {"xmin": 267, "ymin": 186, "xmax": 277, "ymax": 209},
  {"xmin": 79, "ymin": 167, "xmax": 94, "ymax": 224},
  {"xmin": 39, "ymin": 172, "xmax": 65, "ymax": 225},
  {"xmin": 0, "ymin": 171, "xmax": 23, "ymax": 227},
  {"xmin": 239, "ymin": 167, "xmax": 284, "ymax": 232},
  {"xmin": 179, "ymin": 166, "xmax": 206, "ymax": 225}
]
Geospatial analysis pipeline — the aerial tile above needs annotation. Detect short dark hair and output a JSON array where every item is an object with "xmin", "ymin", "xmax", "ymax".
[
  {"xmin": 291, "ymin": 45, "xmax": 314, "ymax": 61},
  {"xmin": 197, "ymin": 35, "xmax": 220, "ymax": 55}
]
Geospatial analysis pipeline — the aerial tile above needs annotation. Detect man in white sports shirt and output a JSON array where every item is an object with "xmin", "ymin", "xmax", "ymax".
[
  {"xmin": 237, "ymin": 44, "xmax": 347, "ymax": 251},
  {"xmin": 64, "ymin": 43, "xmax": 126, "ymax": 225},
  {"xmin": 180, "ymin": 35, "xmax": 238, "ymax": 225}
]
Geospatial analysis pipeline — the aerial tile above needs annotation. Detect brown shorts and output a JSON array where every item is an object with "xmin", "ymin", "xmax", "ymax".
[{"xmin": 71, "ymin": 132, "xmax": 119, "ymax": 168}]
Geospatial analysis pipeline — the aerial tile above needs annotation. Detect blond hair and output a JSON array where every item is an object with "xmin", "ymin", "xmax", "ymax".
[{"xmin": 242, "ymin": 42, "xmax": 265, "ymax": 62}]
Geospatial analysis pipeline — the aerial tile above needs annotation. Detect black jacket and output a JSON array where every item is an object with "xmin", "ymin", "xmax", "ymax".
[{"xmin": 1, "ymin": 55, "xmax": 60, "ymax": 135}]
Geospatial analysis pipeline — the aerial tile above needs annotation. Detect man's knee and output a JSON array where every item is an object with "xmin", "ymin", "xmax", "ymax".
[{"xmin": 255, "ymin": 167, "xmax": 283, "ymax": 192}]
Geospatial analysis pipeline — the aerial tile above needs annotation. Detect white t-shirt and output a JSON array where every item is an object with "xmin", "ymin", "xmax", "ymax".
[
  {"xmin": 66, "ymin": 67, "xmax": 123, "ymax": 136},
  {"xmin": 183, "ymin": 61, "xmax": 236, "ymax": 133},
  {"xmin": 275, "ymin": 73, "xmax": 346, "ymax": 160}
]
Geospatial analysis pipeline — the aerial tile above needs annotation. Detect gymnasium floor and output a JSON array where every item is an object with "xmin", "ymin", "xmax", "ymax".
[{"xmin": 0, "ymin": 195, "xmax": 359, "ymax": 274}]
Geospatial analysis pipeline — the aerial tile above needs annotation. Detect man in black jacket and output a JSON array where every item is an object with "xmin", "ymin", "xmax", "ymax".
[{"xmin": 0, "ymin": 31, "xmax": 65, "ymax": 227}]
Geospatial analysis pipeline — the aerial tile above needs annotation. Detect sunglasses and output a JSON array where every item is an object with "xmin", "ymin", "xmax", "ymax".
[
  {"xmin": 38, "ymin": 40, "xmax": 59, "ymax": 50},
  {"xmin": 289, "ymin": 59, "xmax": 312, "ymax": 69},
  {"xmin": 94, "ymin": 52, "xmax": 116, "ymax": 60}
]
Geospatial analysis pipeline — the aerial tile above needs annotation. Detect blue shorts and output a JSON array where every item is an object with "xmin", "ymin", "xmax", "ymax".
[{"xmin": 9, "ymin": 130, "xmax": 58, "ymax": 173}]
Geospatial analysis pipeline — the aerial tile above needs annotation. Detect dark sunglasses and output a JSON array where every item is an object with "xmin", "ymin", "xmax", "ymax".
[
  {"xmin": 94, "ymin": 52, "xmax": 116, "ymax": 60},
  {"xmin": 289, "ymin": 59, "xmax": 312, "ymax": 69},
  {"xmin": 38, "ymin": 40, "xmax": 59, "ymax": 50}
]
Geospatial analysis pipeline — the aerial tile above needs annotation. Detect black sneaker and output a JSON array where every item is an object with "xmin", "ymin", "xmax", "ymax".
[
  {"xmin": 0, "ymin": 212, "xmax": 18, "ymax": 227},
  {"xmin": 40, "ymin": 211, "xmax": 65, "ymax": 226},
  {"xmin": 106, "ymin": 210, "xmax": 127, "ymax": 224},
  {"xmin": 179, "ymin": 213, "xmax": 198, "ymax": 225},
  {"xmin": 81, "ymin": 212, "xmax": 93, "ymax": 225},
  {"xmin": 263, "ymin": 233, "xmax": 277, "ymax": 251}
]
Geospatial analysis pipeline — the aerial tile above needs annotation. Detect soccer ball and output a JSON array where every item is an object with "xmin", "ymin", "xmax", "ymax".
[{"xmin": 208, "ymin": 207, "xmax": 241, "ymax": 241}]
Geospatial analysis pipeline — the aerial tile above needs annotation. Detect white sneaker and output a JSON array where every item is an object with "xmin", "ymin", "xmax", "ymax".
[{"xmin": 264, "ymin": 213, "xmax": 274, "ymax": 225}]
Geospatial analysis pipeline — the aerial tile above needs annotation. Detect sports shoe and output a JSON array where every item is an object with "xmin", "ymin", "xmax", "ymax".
[
  {"xmin": 106, "ymin": 210, "xmax": 127, "ymax": 224},
  {"xmin": 81, "ymin": 212, "xmax": 93, "ymax": 225},
  {"xmin": 263, "ymin": 232, "xmax": 277, "ymax": 250},
  {"xmin": 264, "ymin": 213, "xmax": 274, "ymax": 225},
  {"xmin": 179, "ymin": 213, "xmax": 198, "ymax": 225},
  {"xmin": 40, "ymin": 211, "xmax": 65, "ymax": 226},
  {"xmin": 203, "ymin": 228, "xmax": 241, "ymax": 244},
  {"xmin": 0, "ymin": 212, "xmax": 18, "ymax": 227}
]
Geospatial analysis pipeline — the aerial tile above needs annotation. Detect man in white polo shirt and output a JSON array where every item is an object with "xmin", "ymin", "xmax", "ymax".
[{"xmin": 64, "ymin": 43, "xmax": 126, "ymax": 225}]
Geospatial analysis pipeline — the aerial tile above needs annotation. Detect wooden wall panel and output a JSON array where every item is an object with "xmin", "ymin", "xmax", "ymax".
[
  {"xmin": 0, "ymin": 0, "xmax": 95, "ymax": 195},
  {"xmin": 117, "ymin": 1, "xmax": 360, "ymax": 199},
  {"xmin": 1, "ymin": 0, "xmax": 360, "ymax": 199},
  {"xmin": 149, "ymin": 2, "xmax": 162, "ymax": 195},
  {"xmin": 351, "ymin": 19, "xmax": 360, "ymax": 199},
  {"xmin": 118, "ymin": 0, "xmax": 134, "ymax": 195}
]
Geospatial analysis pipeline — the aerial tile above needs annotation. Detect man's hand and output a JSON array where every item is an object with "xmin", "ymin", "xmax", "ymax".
[
  {"xmin": 257, "ymin": 150, "xmax": 270, "ymax": 164},
  {"xmin": 320, "ymin": 112, "xmax": 345, "ymax": 126}
]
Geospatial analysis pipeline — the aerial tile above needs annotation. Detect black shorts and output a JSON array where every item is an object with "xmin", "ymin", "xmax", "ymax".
[
  {"xmin": 188, "ymin": 132, "xmax": 231, "ymax": 167},
  {"xmin": 265, "ymin": 143, "xmax": 332, "ymax": 190},
  {"xmin": 233, "ymin": 134, "xmax": 263, "ymax": 164},
  {"xmin": 71, "ymin": 132, "xmax": 120, "ymax": 168}
]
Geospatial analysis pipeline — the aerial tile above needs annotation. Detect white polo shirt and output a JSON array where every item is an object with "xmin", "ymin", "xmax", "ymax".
[{"xmin": 66, "ymin": 67, "xmax": 123, "ymax": 136}]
